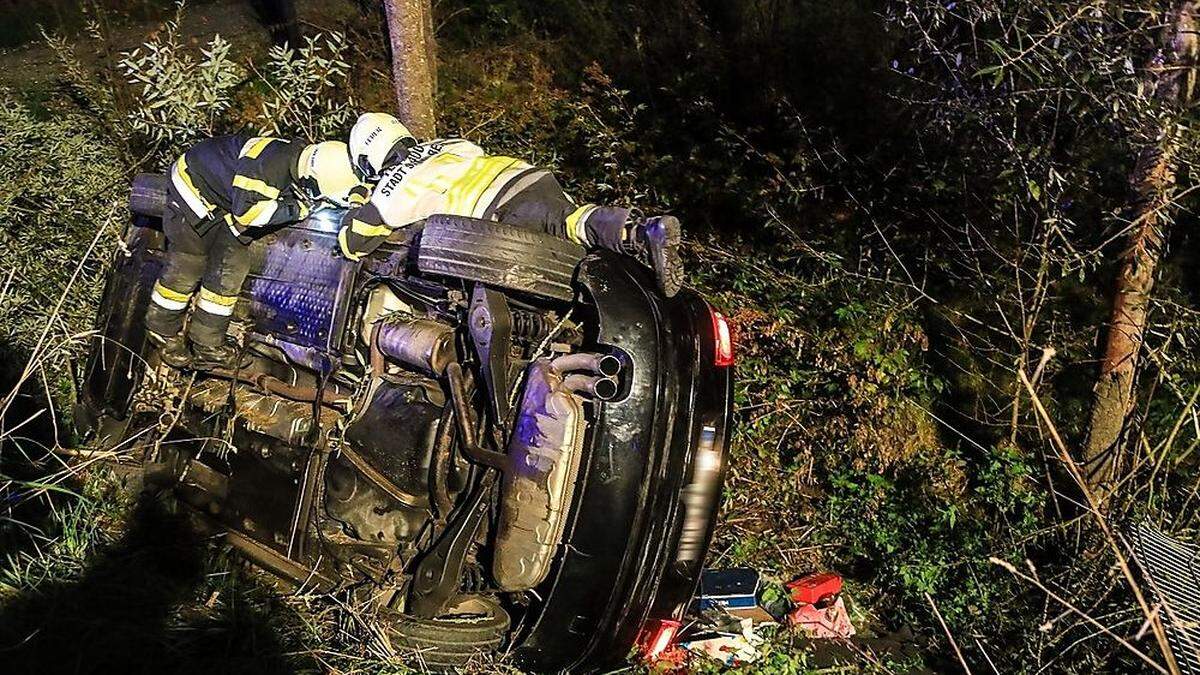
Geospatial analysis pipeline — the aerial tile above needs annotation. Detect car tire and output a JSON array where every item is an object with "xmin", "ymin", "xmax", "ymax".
[
  {"xmin": 385, "ymin": 594, "xmax": 510, "ymax": 670},
  {"xmin": 131, "ymin": 172, "xmax": 168, "ymax": 218},
  {"xmin": 417, "ymin": 214, "xmax": 585, "ymax": 301}
]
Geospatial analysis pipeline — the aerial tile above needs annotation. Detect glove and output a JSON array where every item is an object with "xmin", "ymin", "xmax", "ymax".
[{"xmin": 347, "ymin": 184, "xmax": 371, "ymax": 206}]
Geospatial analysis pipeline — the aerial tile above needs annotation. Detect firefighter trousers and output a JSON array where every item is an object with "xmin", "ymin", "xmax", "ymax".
[
  {"xmin": 144, "ymin": 182, "xmax": 253, "ymax": 348},
  {"xmin": 491, "ymin": 172, "xmax": 632, "ymax": 251}
]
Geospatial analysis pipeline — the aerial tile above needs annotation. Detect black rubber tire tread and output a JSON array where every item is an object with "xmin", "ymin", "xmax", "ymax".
[
  {"xmin": 417, "ymin": 214, "xmax": 585, "ymax": 301},
  {"xmin": 130, "ymin": 172, "xmax": 168, "ymax": 218},
  {"xmin": 386, "ymin": 595, "xmax": 510, "ymax": 670}
]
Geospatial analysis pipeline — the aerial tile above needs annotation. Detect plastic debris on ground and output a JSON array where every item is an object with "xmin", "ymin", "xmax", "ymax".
[
  {"xmin": 789, "ymin": 596, "xmax": 856, "ymax": 638},
  {"xmin": 695, "ymin": 567, "xmax": 778, "ymax": 624},
  {"xmin": 643, "ymin": 568, "xmax": 857, "ymax": 668},
  {"xmin": 786, "ymin": 571, "xmax": 856, "ymax": 638},
  {"xmin": 787, "ymin": 571, "xmax": 842, "ymax": 605},
  {"xmin": 680, "ymin": 616, "xmax": 765, "ymax": 666}
]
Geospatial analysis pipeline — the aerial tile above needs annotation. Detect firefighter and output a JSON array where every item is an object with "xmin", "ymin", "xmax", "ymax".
[
  {"xmin": 145, "ymin": 136, "xmax": 365, "ymax": 370},
  {"xmin": 343, "ymin": 112, "xmax": 684, "ymax": 296}
]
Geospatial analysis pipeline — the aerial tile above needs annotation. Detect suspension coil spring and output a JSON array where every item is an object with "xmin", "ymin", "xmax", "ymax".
[
  {"xmin": 511, "ymin": 310, "xmax": 554, "ymax": 342},
  {"xmin": 460, "ymin": 563, "xmax": 486, "ymax": 592}
]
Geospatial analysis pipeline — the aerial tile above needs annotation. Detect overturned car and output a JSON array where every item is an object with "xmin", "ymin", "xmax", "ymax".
[{"xmin": 74, "ymin": 174, "xmax": 733, "ymax": 671}]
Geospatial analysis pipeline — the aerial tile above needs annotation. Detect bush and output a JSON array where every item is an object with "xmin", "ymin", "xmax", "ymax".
[
  {"xmin": 254, "ymin": 33, "xmax": 357, "ymax": 142},
  {"xmin": 0, "ymin": 6, "xmax": 363, "ymax": 424},
  {"xmin": 119, "ymin": 3, "xmax": 357, "ymax": 164},
  {"xmin": 119, "ymin": 6, "xmax": 243, "ymax": 161},
  {"xmin": 0, "ymin": 92, "xmax": 126, "ymax": 401}
]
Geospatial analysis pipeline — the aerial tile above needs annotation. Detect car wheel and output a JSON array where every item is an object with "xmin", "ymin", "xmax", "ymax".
[
  {"xmin": 385, "ymin": 594, "xmax": 510, "ymax": 670},
  {"xmin": 417, "ymin": 214, "xmax": 584, "ymax": 301}
]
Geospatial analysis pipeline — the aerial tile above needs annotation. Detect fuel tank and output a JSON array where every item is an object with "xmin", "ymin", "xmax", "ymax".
[{"xmin": 343, "ymin": 378, "xmax": 447, "ymax": 507}]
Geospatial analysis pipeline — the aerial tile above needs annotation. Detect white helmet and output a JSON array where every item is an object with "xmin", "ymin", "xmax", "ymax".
[
  {"xmin": 296, "ymin": 141, "xmax": 360, "ymax": 205},
  {"xmin": 349, "ymin": 112, "xmax": 416, "ymax": 179}
]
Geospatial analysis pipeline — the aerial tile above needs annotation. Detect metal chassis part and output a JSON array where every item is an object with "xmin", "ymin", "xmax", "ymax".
[{"xmin": 407, "ymin": 470, "xmax": 497, "ymax": 618}]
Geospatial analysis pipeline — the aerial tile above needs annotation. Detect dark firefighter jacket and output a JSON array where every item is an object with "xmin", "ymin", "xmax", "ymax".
[
  {"xmin": 171, "ymin": 135, "xmax": 309, "ymax": 238},
  {"xmin": 337, "ymin": 139, "xmax": 591, "ymax": 260}
]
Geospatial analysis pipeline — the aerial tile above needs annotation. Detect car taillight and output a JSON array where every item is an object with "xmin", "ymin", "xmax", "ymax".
[
  {"xmin": 640, "ymin": 618, "xmax": 681, "ymax": 661},
  {"xmin": 710, "ymin": 309, "xmax": 734, "ymax": 367}
]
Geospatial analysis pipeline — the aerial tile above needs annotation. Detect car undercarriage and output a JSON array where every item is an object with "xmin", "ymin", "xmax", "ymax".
[{"xmin": 74, "ymin": 174, "xmax": 733, "ymax": 671}]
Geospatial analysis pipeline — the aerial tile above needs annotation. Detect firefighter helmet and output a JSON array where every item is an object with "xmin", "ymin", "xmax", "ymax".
[
  {"xmin": 349, "ymin": 112, "xmax": 417, "ymax": 179},
  {"xmin": 297, "ymin": 141, "xmax": 360, "ymax": 205}
]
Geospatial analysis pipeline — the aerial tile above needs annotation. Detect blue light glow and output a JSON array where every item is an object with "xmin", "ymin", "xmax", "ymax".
[{"xmin": 304, "ymin": 206, "xmax": 347, "ymax": 233}]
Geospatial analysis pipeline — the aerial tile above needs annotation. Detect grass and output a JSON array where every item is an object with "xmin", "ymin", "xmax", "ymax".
[
  {"xmin": 0, "ymin": 461, "xmax": 502, "ymax": 674},
  {"xmin": 0, "ymin": 466, "xmax": 317, "ymax": 673},
  {"xmin": 0, "ymin": 465, "xmax": 918, "ymax": 674},
  {"xmin": 2, "ymin": 2, "xmax": 1187, "ymax": 673}
]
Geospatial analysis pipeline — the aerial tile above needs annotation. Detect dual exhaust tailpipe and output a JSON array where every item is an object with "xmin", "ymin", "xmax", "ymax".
[
  {"xmin": 553, "ymin": 353, "xmax": 622, "ymax": 401},
  {"xmin": 372, "ymin": 317, "xmax": 623, "ymax": 402},
  {"xmin": 562, "ymin": 374, "xmax": 619, "ymax": 400}
]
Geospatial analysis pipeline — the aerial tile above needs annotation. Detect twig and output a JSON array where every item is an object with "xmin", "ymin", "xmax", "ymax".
[
  {"xmin": 990, "ymin": 557, "xmax": 1168, "ymax": 674},
  {"xmin": 1018, "ymin": 370, "xmax": 1181, "ymax": 675},
  {"xmin": 925, "ymin": 592, "xmax": 973, "ymax": 674}
]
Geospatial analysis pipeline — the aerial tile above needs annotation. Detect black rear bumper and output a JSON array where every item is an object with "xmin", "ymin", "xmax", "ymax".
[{"xmin": 511, "ymin": 254, "xmax": 733, "ymax": 672}]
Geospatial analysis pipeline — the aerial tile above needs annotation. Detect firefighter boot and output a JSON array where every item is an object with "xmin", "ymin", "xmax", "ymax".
[
  {"xmin": 624, "ymin": 215, "xmax": 683, "ymax": 298},
  {"xmin": 189, "ymin": 338, "xmax": 252, "ymax": 372},
  {"xmin": 148, "ymin": 331, "xmax": 192, "ymax": 369}
]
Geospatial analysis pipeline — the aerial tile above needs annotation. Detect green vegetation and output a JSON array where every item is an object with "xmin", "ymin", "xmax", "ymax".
[{"xmin": 2, "ymin": 0, "xmax": 1199, "ymax": 672}]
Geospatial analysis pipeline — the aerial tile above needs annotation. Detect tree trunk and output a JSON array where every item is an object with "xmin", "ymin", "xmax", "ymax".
[
  {"xmin": 1083, "ymin": 2, "xmax": 1198, "ymax": 492},
  {"xmin": 383, "ymin": 0, "xmax": 437, "ymax": 138}
]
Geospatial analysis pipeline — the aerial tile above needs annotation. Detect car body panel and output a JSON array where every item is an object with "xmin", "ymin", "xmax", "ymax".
[
  {"xmin": 510, "ymin": 255, "xmax": 732, "ymax": 672},
  {"xmin": 243, "ymin": 217, "xmax": 358, "ymax": 374}
]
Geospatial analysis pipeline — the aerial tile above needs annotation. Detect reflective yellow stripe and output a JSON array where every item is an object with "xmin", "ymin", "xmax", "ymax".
[
  {"xmin": 199, "ymin": 287, "xmax": 238, "ymax": 306},
  {"xmin": 408, "ymin": 154, "xmax": 464, "ymax": 195},
  {"xmin": 153, "ymin": 281, "xmax": 192, "ymax": 303},
  {"xmin": 236, "ymin": 200, "xmax": 278, "ymax": 227},
  {"xmin": 239, "ymin": 137, "xmax": 279, "ymax": 159},
  {"xmin": 445, "ymin": 157, "xmax": 522, "ymax": 216},
  {"xmin": 338, "ymin": 228, "xmax": 364, "ymax": 261},
  {"xmin": 565, "ymin": 204, "xmax": 598, "ymax": 246},
  {"xmin": 232, "ymin": 174, "xmax": 281, "ymax": 199},
  {"xmin": 350, "ymin": 218, "xmax": 392, "ymax": 238},
  {"xmin": 224, "ymin": 213, "xmax": 243, "ymax": 237},
  {"xmin": 174, "ymin": 155, "xmax": 215, "ymax": 213},
  {"xmin": 197, "ymin": 294, "xmax": 235, "ymax": 316},
  {"xmin": 151, "ymin": 280, "xmax": 192, "ymax": 311},
  {"xmin": 443, "ymin": 158, "xmax": 496, "ymax": 211},
  {"xmin": 348, "ymin": 186, "xmax": 370, "ymax": 205}
]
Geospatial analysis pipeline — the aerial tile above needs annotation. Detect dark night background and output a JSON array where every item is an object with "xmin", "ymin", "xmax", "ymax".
[{"xmin": 1, "ymin": 0, "xmax": 1198, "ymax": 672}]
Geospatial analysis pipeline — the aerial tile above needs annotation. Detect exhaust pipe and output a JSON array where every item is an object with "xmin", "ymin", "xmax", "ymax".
[
  {"xmin": 551, "ymin": 352, "xmax": 621, "ymax": 377},
  {"xmin": 562, "ymin": 374, "xmax": 619, "ymax": 400}
]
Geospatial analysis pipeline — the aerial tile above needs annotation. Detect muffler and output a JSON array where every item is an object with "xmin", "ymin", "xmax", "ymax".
[
  {"xmin": 493, "ymin": 358, "xmax": 586, "ymax": 591},
  {"xmin": 373, "ymin": 317, "xmax": 456, "ymax": 375}
]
